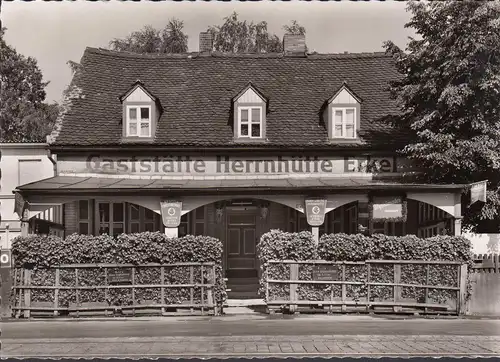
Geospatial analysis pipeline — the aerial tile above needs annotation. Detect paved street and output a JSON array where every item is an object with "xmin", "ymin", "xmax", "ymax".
[{"xmin": 2, "ymin": 315, "xmax": 500, "ymax": 357}]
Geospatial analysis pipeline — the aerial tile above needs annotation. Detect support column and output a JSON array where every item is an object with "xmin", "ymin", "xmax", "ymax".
[
  {"xmin": 21, "ymin": 209, "xmax": 30, "ymax": 237},
  {"xmin": 164, "ymin": 227, "xmax": 178, "ymax": 238},
  {"xmin": 357, "ymin": 200, "xmax": 370, "ymax": 234},
  {"xmin": 312, "ymin": 227, "xmax": 319, "ymax": 245},
  {"xmin": 454, "ymin": 218, "xmax": 462, "ymax": 236}
]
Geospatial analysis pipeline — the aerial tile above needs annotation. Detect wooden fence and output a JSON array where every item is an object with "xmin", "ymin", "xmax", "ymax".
[
  {"xmin": 265, "ymin": 260, "xmax": 468, "ymax": 315},
  {"xmin": 472, "ymin": 254, "xmax": 499, "ymax": 273},
  {"xmin": 12, "ymin": 262, "xmax": 219, "ymax": 318}
]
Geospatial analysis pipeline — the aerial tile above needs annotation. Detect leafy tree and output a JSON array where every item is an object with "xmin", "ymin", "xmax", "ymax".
[
  {"xmin": 0, "ymin": 28, "xmax": 58, "ymax": 142},
  {"xmin": 109, "ymin": 19, "xmax": 188, "ymax": 54},
  {"xmin": 208, "ymin": 12, "xmax": 307, "ymax": 53},
  {"xmin": 384, "ymin": 1, "xmax": 500, "ymax": 232}
]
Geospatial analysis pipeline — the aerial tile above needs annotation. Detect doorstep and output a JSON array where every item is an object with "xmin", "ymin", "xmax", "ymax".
[{"xmin": 225, "ymin": 299, "xmax": 266, "ymax": 307}]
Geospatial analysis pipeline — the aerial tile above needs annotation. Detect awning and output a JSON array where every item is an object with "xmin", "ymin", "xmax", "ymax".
[{"xmin": 14, "ymin": 175, "xmax": 486, "ymax": 196}]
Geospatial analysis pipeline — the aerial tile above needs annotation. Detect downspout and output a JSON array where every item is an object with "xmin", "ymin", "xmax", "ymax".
[{"xmin": 47, "ymin": 148, "xmax": 57, "ymax": 176}]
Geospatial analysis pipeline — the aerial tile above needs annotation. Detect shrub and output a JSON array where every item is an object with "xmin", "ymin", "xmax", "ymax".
[{"xmin": 11, "ymin": 232, "xmax": 226, "ymax": 308}]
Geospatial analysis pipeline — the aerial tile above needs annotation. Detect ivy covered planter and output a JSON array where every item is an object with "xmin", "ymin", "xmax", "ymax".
[
  {"xmin": 258, "ymin": 230, "xmax": 473, "ymax": 312},
  {"xmin": 11, "ymin": 232, "xmax": 227, "ymax": 315}
]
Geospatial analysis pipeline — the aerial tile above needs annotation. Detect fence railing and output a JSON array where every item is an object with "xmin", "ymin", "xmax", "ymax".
[
  {"xmin": 264, "ymin": 260, "xmax": 468, "ymax": 315},
  {"xmin": 472, "ymin": 254, "xmax": 499, "ymax": 273},
  {"xmin": 12, "ymin": 262, "xmax": 219, "ymax": 318}
]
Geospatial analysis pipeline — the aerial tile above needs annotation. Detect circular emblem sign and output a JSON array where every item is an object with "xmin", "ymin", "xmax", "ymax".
[
  {"xmin": 312, "ymin": 206, "xmax": 320, "ymax": 215},
  {"xmin": 167, "ymin": 207, "xmax": 176, "ymax": 216}
]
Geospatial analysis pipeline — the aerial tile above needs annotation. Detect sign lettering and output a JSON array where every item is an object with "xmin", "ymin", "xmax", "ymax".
[
  {"xmin": 107, "ymin": 268, "xmax": 132, "ymax": 284},
  {"xmin": 160, "ymin": 200, "xmax": 182, "ymax": 228},
  {"xmin": 312, "ymin": 264, "xmax": 340, "ymax": 281},
  {"xmin": 305, "ymin": 199, "xmax": 327, "ymax": 226},
  {"xmin": 372, "ymin": 196, "xmax": 404, "ymax": 220}
]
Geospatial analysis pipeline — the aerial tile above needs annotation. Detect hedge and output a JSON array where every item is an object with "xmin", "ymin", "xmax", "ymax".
[
  {"xmin": 258, "ymin": 230, "xmax": 473, "ymax": 306},
  {"xmin": 11, "ymin": 232, "xmax": 226, "ymax": 308}
]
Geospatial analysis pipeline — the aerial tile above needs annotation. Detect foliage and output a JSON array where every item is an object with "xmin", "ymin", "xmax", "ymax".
[
  {"xmin": 109, "ymin": 19, "xmax": 188, "ymax": 54},
  {"xmin": 383, "ymin": 1, "xmax": 500, "ymax": 232},
  {"xmin": 260, "ymin": 230, "xmax": 473, "ymax": 308},
  {"xmin": 11, "ymin": 232, "xmax": 226, "ymax": 309},
  {"xmin": 0, "ymin": 27, "xmax": 59, "ymax": 142},
  {"xmin": 208, "ymin": 13, "xmax": 306, "ymax": 53}
]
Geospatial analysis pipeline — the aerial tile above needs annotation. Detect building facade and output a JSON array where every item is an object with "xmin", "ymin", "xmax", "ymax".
[
  {"xmin": 0, "ymin": 142, "xmax": 62, "ymax": 249},
  {"xmin": 13, "ymin": 34, "xmax": 486, "ymax": 298}
]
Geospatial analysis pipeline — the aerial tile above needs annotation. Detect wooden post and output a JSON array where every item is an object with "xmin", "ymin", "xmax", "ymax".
[
  {"xmin": 393, "ymin": 264, "xmax": 402, "ymax": 313},
  {"xmin": 160, "ymin": 266, "xmax": 165, "ymax": 316},
  {"xmin": 104, "ymin": 268, "xmax": 109, "ymax": 317},
  {"xmin": 207, "ymin": 266, "xmax": 214, "ymax": 310},
  {"xmin": 16, "ymin": 269, "xmax": 23, "ymax": 318},
  {"xmin": 189, "ymin": 266, "xmax": 194, "ymax": 313},
  {"xmin": 54, "ymin": 268, "xmax": 60, "ymax": 317},
  {"xmin": 424, "ymin": 263, "xmax": 430, "ymax": 313},
  {"xmin": 366, "ymin": 263, "xmax": 371, "ymax": 313},
  {"xmin": 75, "ymin": 268, "xmax": 79, "ymax": 318},
  {"xmin": 131, "ymin": 267, "xmax": 135, "ymax": 316},
  {"xmin": 459, "ymin": 264, "xmax": 468, "ymax": 315},
  {"xmin": 341, "ymin": 264, "xmax": 346, "ymax": 312},
  {"xmin": 289, "ymin": 263, "xmax": 299, "ymax": 313},
  {"xmin": 200, "ymin": 264, "xmax": 204, "ymax": 315},
  {"xmin": 312, "ymin": 227, "xmax": 319, "ymax": 245},
  {"xmin": 23, "ymin": 269, "xmax": 31, "ymax": 318}
]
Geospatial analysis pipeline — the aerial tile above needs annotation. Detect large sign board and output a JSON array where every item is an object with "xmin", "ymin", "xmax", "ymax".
[
  {"xmin": 160, "ymin": 201, "xmax": 182, "ymax": 228},
  {"xmin": 58, "ymin": 155, "xmax": 414, "ymax": 177},
  {"xmin": 1, "ymin": 249, "xmax": 12, "ymax": 269},
  {"xmin": 371, "ymin": 196, "xmax": 406, "ymax": 221},
  {"xmin": 305, "ymin": 199, "xmax": 327, "ymax": 226},
  {"xmin": 470, "ymin": 180, "xmax": 487, "ymax": 205}
]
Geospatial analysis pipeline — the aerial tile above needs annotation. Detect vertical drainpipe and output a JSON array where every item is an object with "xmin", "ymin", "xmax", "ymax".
[{"xmin": 47, "ymin": 148, "xmax": 57, "ymax": 176}]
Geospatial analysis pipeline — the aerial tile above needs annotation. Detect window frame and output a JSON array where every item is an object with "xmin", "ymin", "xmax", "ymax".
[
  {"xmin": 125, "ymin": 105, "xmax": 152, "ymax": 138},
  {"xmin": 237, "ymin": 106, "xmax": 263, "ymax": 139},
  {"xmin": 331, "ymin": 106, "xmax": 357, "ymax": 139}
]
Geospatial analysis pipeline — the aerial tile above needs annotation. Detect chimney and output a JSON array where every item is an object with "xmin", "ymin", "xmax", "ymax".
[
  {"xmin": 199, "ymin": 32, "xmax": 213, "ymax": 53},
  {"xmin": 283, "ymin": 34, "xmax": 306, "ymax": 56}
]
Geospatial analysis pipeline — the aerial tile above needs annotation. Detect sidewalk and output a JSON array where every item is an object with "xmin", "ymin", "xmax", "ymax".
[{"xmin": 3, "ymin": 335, "xmax": 500, "ymax": 357}]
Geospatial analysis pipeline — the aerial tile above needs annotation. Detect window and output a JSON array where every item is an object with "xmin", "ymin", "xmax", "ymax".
[
  {"xmin": 332, "ymin": 107, "xmax": 356, "ymax": 139},
  {"xmin": 238, "ymin": 106, "xmax": 262, "ymax": 138},
  {"xmin": 178, "ymin": 206, "xmax": 207, "ymax": 237},
  {"xmin": 129, "ymin": 204, "xmax": 161, "ymax": 233},
  {"xmin": 97, "ymin": 201, "xmax": 125, "ymax": 236},
  {"xmin": 126, "ymin": 105, "xmax": 151, "ymax": 137},
  {"xmin": 78, "ymin": 200, "xmax": 92, "ymax": 235}
]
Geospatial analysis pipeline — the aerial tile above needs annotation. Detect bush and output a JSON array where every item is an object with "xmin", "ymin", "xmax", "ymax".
[
  {"xmin": 11, "ymin": 232, "xmax": 226, "ymax": 308},
  {"xmin": 259, "ymin": 230, "xmax": 473, "ymax": 305}
]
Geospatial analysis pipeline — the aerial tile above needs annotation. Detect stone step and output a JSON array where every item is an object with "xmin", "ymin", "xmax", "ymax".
[
  {"xmin": 226, "ymin": 277, "xmax": 259, "ymax": 285},
  {"xmin": 227, "ymin": 291, "xmax": 260, "ymax": 299},
  {"xmin": 226, "ymin": 284, "xmax": 260, "ymax": 292}
]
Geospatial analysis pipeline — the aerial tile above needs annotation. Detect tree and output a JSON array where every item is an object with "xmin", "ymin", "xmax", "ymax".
[
  {"xmin": 0, "ymin": 28, "xmax": 58, "ymax": 142},
  {"xmin": 109, "ymin": 19, "xmax": 188, "ymax": 54},
  {"xmin": 384, "ymin": 1, "xmax": 500, "ymax": 232},
  {"xmin": 208, "ymin": 12, "xmax": 307, "ymax": 53}
]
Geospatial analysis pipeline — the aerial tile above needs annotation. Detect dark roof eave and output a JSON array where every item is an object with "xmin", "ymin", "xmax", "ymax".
[{"xmin": 15, "ymin": 183, "xmax": 470, "ymax": 196}]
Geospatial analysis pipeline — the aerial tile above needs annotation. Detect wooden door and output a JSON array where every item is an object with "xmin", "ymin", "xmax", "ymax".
[{"xmin": 226, "ymin": 211, "xmax": 257, "ymax": 278}]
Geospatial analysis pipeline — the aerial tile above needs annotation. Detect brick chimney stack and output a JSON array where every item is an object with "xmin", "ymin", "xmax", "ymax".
[
  {"xmin": 283, "ymin": 34, "xmax": 306, "ymax": 56},
  {"xmin": 199, "ymin": 32, "xmax": 213, "ymax": 53}
]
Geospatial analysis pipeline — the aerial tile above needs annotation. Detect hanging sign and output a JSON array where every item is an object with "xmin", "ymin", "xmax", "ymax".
[
  {"xmin": 371, "ymin": 196, "xmax": 406, "ymax": 222},
  {"xmin": 160, "ymin": 200, "xmax": 182, "ymax": 228},
  {"xmin": 1, "ymin": 249, "xmax": 12, "ymax": 269},
  {"xmin": 14, "ymin": 192, "xmax": 28, "ymax": 219},
  {"xmin": 469, "ymin": 180, "xmax": 487, "ymax": 205},
  {"xmin": 305, "ymin": 199, "xmax": 327, "ymax": 226}
]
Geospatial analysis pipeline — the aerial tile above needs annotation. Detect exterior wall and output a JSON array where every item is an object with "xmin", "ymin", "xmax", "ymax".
[{"xmin": 0, "ymin": 143, "xmax": 55, "ymax": 248}]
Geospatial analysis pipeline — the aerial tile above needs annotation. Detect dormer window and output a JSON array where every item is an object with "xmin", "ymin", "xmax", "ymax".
[
  {"xmin": 126, "ymin": 105, "xmax": 152, "ymax": 137},
  {"xmin": 325, "ymin": 82, "xmax": 362, "ymax": 141},
  {"xmin": 238, "ymin": 106, "xmax": 263, "ymax": 138},
  {"xmin": 119, "ymin": 80, "xmax": 161, "ymax": 141},
  {"xmin": 332, "ymin": 107, "xmax": 356, "ymax": 138},
  {"xmin": 233, "ymin": 83, "xmax": 268, "ymax": 141}
]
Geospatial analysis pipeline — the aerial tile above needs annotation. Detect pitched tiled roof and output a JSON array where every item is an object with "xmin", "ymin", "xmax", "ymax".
[{"xmin": 50, "ymin": 48, "xmax": 406, "ymax": 150}]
